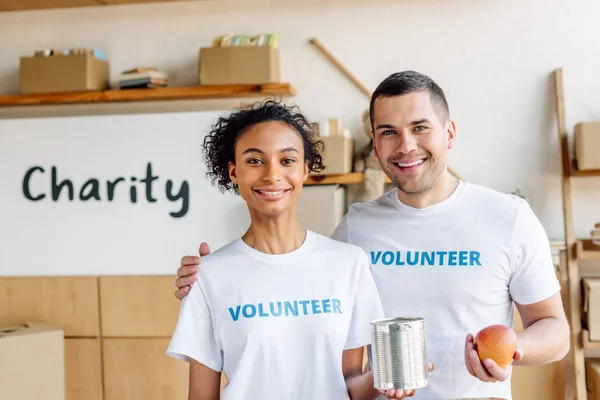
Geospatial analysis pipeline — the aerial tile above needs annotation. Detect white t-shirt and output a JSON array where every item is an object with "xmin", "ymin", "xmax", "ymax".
[
  {"xmin": 331, "ymin": 181, "xmax": 561, "ymax": 400},
  {"xmin": 166, "ymin": 229, "xmax": 385, "ymax": 400}
]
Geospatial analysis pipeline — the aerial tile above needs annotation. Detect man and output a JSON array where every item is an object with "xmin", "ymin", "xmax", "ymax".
[{"xmin": 174, "ymin": 71, "xmax": 570, "ymax": 399}]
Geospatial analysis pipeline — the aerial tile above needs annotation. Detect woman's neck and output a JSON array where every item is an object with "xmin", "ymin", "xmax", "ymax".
[{"xmin": 242, "ymin": 209, "xmax": 306, "ymax": 255}]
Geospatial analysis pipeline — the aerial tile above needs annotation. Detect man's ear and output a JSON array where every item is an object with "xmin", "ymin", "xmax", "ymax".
[
  {"xmin": 228, "ymin": 162, "xmax": 237, "ymax": 185},
  {"xmin": 446, "ymin": 120, "xmax": 457, "ymax": 150},
  {"xmin": 371, "ymin": 132, "xmax": 380, "ymax": 160}
]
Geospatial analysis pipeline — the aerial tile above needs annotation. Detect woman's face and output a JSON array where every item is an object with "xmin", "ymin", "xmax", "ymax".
[{"xmin": 228, "ymin": 121, "xmax": 308, "ymax": 219}]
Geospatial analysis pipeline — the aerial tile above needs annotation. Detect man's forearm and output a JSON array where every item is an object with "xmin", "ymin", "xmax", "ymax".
[
  {"xmin": 514, "ymin": 316, "xmax": 570, "ymax": 366},
  {"xmin": 345, "ymin": 370, "xmax": 380, "ymax": 400}
]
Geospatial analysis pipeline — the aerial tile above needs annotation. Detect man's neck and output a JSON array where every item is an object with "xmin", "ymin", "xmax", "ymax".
[{"xmin": 397, "ymin": 171, "xmax": 459, "ymax": 209}]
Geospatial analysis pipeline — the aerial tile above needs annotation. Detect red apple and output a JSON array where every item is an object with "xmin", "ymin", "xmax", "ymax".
[{"xmin": 473, "ymin": 324, "xmax": 518, "ymax": 369}]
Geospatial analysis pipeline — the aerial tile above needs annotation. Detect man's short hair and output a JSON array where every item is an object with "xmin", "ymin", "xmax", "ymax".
[{"xmin": 369, "ymin": 71, "xmax": 450, "ymax": 130}]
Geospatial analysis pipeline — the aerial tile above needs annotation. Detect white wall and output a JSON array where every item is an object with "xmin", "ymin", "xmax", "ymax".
[{"xmin": 1, "ymin": 0, "xmax": 599, "ymax": 274}]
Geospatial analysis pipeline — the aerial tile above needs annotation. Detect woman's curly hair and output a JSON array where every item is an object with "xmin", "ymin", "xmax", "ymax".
[{"xmin": 202, "ymin": 99, "xmax": 326, "ymax": 194}]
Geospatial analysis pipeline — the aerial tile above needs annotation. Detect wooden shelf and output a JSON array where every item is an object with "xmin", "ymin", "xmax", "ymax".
[
  {"xmin": 572, "ymin": 167, "xmax": 600, "ymax": 177},
  {"xmin": 305, "ymin": 172, "xmax": 392, "ymax": 186},
  {"xmin": 0, "ymin": 0, "xmax": 198, "ymax": 12},
  {"xmin": 577, "ymin": 239, "xmax": 600, "ymax": 260},
  {"xmin": 569, "ymin": 159, "xmax": 600, "ymax": 177},
  {"xmin": 0, "ymin": 83, "xmax": 296, "ymax": 107}
]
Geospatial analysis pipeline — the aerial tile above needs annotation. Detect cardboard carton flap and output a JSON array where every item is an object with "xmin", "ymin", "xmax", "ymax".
[{"xmin": 0, "ymin": 321, "xmax": 63, "ymax": 337}]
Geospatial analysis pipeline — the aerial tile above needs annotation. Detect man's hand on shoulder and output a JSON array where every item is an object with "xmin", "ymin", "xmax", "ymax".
[
  {"xmin": 174, "ymin": 242, "xmax": 211, "ymax": 300},
  {"xmin": 464, "ymin": 333, "xmax": 524, "ymax": 383}
]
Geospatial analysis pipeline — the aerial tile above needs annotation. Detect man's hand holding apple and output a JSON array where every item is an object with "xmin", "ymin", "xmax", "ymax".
[{"xmin": 464, "ymin": 324, "xmax": 524, "ymax": 383}]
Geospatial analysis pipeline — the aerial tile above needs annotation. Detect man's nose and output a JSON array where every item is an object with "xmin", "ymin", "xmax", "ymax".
[{"xmin": 395, "ymin": 132, "xmax": 418, "ymax": 154}]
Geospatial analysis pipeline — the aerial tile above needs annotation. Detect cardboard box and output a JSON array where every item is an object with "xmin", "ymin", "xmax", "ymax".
[
  {"xmin": 0, "ymin": 322, "xmax": 65, "ymax": 400},
  {"xmin": 198, "ymin": 46, "xmax": 280, "ymax": 85},
  {"xmin": 574, "ymin": 122, "xmax": 600, "ymax": 170},
  {"xmin": 298, "ymin": 185, "xmax": 346, "ymax": 237},
  {"xmin": 314, "ymin": 136, "xmax": 354, "ymax": 175},
  {"xmin": 20, "ymin": 53, "xmax": 110, "ymax": 94},
  {"xmin": 584, "ymin": 278, "xmax": 600, "ymax": 341},
  {"xmin": 587, "ymin": 359, "xmax": 600, "ymax": 399}
]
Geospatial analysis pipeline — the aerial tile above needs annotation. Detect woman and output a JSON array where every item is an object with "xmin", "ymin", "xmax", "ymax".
[{"xmin": 166, "ymin": 100, "xmax": 411, "ymax": 400}]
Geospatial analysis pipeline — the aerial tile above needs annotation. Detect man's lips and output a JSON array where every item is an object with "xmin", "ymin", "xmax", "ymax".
[{"xmin": 393, "ymin": 159, "xmax": 426, "ymax": 168}]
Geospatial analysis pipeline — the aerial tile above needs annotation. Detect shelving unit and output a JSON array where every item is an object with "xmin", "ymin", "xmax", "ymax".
[
  {"xmin": 553, "ymin": 67, "xmax": 600, "ymax": 400},
  {"xmin": 0, "ymin": 83, "xmax": 296, "ymax": 118}
]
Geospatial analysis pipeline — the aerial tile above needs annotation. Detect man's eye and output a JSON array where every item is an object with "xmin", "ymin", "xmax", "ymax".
[
  {"xmin": 414, "ymin": 126, "xmax": 426, "ymax": 132},
  {"xmin": 382, "ymin": 130, "xmax": 395, "ymax": 136}
]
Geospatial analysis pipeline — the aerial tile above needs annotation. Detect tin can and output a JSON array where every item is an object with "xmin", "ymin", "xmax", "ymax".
[{"xmin": 370, "ymin": 317, "xmax": 428, "ymax": 391}]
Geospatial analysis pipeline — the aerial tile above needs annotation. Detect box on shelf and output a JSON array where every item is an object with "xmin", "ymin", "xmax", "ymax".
[
  {"xmin": 198, "ymin": 46, "xmax": 280, "ymax": 85},
  {"xmin": 0, "ymin": 321, "xmax": 65, "ymax": 400},
  {"xmin": 312, "ymin": 136, "xmax": 354, "ymax": 176},
  {"xmin": 583, "ymin": 278, "xmax": 600, "ymax": 341},
  {"xmin": 20, "ymin": 53, "xmax": 109, "ymax": 94},
  {"xmin": 298, "ymin": 185, "xmax": 346, "ymax": 237},
  {"xmin": 587, "ymin": 359, "xmax": 600, "ymax": 399},
  {"xmin": 574, "ymin": 122, "xmax": 600, "ymax": 170}
]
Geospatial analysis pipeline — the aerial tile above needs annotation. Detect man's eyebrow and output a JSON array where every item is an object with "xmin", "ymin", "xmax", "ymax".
[
  {"xmin": 375, "ymin": 124, "xmax": 396, "ymax": 130},
  {"xmin": 410, "ymin": 119, "xmax": 431, "ymax": 125}
]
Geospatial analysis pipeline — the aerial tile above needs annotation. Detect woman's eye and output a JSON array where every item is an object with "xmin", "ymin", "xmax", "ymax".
[
  {"xmin": 282, "ymin": 158, "xmax": 295, "ymax": 164},
  {"xmin": 248, "ymin": 158, "xmax": 263, "ymax": 164}
]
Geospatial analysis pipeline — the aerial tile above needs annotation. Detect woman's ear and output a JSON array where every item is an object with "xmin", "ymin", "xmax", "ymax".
[
  {"xmin": 303, "ymin": 161, "xmax": 309, "ymax": 181},
  {"xmin": 228, "ymin": 162, "xmax": 238, "ymax": 185}
]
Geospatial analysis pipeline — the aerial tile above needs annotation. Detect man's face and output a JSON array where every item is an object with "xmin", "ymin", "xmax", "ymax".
[{"xmin": 371, "ymin": 91, "xmax": 456, "ymax": 195}]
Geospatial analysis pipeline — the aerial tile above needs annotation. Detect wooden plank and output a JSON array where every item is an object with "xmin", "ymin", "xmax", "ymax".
[
  {"xmin": 306, "ymin": 172, "xmax": 364, "ymax": 185},
  {"xmin": 101, "ymin": 0, "xmax": 198, "ymax": 4},
  {"xmin": 102, "ymin": 338, "xmax": 189, "ymax": 400},
  {"xmin": 0, "ymin": 0, "xmax": 200, "ymax": 11},
  {"xmin": 572, "ymin": 168, "xmax": 600, "ymax": 177},
  {"xmin": 0, "ymin": 83, "xmax": 296, "ymax": 107},
  {"xmin": 65, "ymin": 338, "xmax": 103, "ymax": 400},
  {"xmin": 0, "ymin": 277, "xmax": 100, "ymax": 337},
  {"xmin": 0, "ymin": 0, "xmax": 101, "ymax": 11},
  {"xmin": 306, "ymin": 172, "xmax": 391, "ymax": 185},
  {"xmin": 99, "ymin": 276, "xmax": 181, "ymax": 337},
  {"xmin": 554, "ymin": 67, "xmax": 587, "ymax": 400}
]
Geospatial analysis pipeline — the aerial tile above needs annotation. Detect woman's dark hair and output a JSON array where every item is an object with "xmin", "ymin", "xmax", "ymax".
[{"xmin": 202, "ymin": 99, "xmax": 325, "ymax": 194}]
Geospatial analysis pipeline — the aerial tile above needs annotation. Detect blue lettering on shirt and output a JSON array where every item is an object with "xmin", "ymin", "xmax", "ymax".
[
  {"xmin": 228, "ymin": 298, "xmax": 343, "ymax": 322},
  {"xmin": 370, "ymin": 250, "xmax": 482, "ymax": 267}
]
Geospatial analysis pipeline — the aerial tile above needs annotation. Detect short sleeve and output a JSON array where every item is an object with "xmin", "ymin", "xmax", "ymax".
[
  {"xmin": 166, "ymin": 278, "xmax": 223, "ymax": 371},
  {"xmin": 344, "ymin": 249, "xmax": 385, "ymax": 350},
  {"xmin": 508, "ymin": 202, "xmax": 561, "ymax": 305},
  {"xmin": 331, "ymin": 214, "xmax": 350, "ymax": 243}
]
